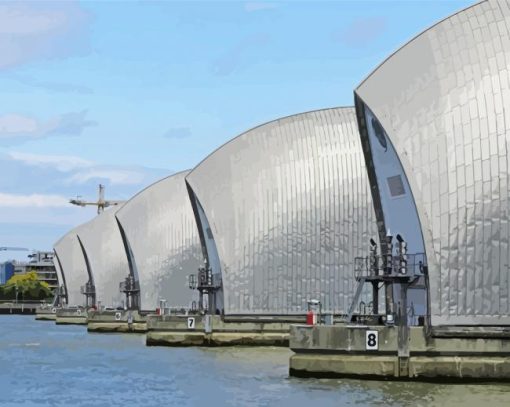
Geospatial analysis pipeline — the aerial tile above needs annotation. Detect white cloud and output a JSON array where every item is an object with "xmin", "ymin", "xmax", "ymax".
[
  {"xmin": 8, "ymin": 151, "xmax": 93, "ymax": 171},
  {"xmin": 0, "ymin": 114, "xmax": 38, "ymax": 134},
  {"xmin": 0, "ymin": 2, "xmax": 90, "ymax": 70},
  {"xmin": 0, "ymin": 5, "xmax": 68, "ymax": 35},
  {"xmin": 0, "ymin": 111, "xmax": 96, "ymax": 144},
  {"xmin": 7, "ymin": 150, "xmax": 164, "ymax": 186},
  {"xmin": 0, "ymin": 192, "xmax": 69, "ymax": 208},
  {"xmin": 66, "ymin": 168, "xmax": 146, "ymax": 186}
]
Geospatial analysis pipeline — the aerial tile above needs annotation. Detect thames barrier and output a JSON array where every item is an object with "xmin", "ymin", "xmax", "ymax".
[{"xmin": 3, "ymin": 0, "xmax": 510, "ymax": 392}]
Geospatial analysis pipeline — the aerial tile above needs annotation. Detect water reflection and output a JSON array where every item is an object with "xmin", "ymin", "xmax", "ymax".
[{"xmin": 0, "ymin": 316, "xmax": 509, "ymax": 407}]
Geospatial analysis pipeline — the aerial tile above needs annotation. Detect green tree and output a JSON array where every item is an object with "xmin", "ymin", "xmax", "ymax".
[{"xmin": 0, "ymin": 271, "xmax": 53, "ymax": 301}]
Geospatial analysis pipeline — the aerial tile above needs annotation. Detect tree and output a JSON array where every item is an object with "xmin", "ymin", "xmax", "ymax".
[{"xmin": 0, "ymin": 271, "xmax": 53, "ymax": 301}]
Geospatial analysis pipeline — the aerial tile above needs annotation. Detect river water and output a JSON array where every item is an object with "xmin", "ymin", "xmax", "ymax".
[{"xmin": 0, "ymin": 316, "xmax": 509, "ymax": 407}]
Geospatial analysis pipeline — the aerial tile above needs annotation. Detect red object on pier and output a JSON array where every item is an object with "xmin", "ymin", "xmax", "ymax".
[{"xmin": 306, "ymin": 311, "xmax": 316, "ymax": 325}]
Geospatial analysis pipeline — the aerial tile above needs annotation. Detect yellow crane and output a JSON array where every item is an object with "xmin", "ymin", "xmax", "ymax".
[{"xmin": 69, "ymin": 184, "xmax": 125, "ymax": 214}]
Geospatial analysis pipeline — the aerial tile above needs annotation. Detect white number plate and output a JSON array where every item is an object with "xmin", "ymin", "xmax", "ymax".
[
  {"xmin": 366, "ymin": 330, "xmax": 378, "ymax": 350},
  {"xmin": 187, "ymin": 317, "xmax": 195, "ymax": 330}
]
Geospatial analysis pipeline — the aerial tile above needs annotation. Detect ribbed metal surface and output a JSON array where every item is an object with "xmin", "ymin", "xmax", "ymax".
[
  {"xmin": 52, "ymin": 250, "xmax": 65, "ymax": 293},
  {"xmin": 53, "ymin": 231, "xmax": 88, "ymax": 307},
  {"xmin": 76, "ymin": 207, "xmax": 128, "ymax": 309},
  {"xmin": 115, "ymin": 171, "xmax": 203, "ymax": 311},
  {"xmin": 186, "ymin": 107, "xmax": 377, "ymax": 315},
  {"xmin": 355, "ymin": 0, "xmax": 510, "ymax": 325}
]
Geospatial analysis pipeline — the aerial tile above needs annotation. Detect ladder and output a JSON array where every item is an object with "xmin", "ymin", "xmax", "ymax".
[{"xmin": 344, "ymin": 277, "xmax": 366, "ymax": 323}]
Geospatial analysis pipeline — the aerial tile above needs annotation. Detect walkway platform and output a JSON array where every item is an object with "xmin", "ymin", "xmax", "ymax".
[
  {"xmin": 55, "ymin": 308, "xmax": 88, "ymax": 325},
  {"xmin": 289, "ymin": 324, "xmax": 510, "ymax": 381},
  {"xmin": 0, "ymin": 302, "xmax": 39, "ymax": 315},
  {"xmin": 87, "ymin": 310, "xmax": 146, "ymax": 333},
  {"xmin": 146, "ymin": 315, "xmax": 304, "ymax": 347}
]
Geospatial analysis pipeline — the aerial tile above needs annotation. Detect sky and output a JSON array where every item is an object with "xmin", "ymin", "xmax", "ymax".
[{"xmin": 0, "ymin": 0, "xmax": 473, "ymax": 262}]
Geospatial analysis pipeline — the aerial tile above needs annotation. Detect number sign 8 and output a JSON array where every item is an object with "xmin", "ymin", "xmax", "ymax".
[{"xmin": 366, "ymin": 330, "xmax": 378, "ymax": 350}]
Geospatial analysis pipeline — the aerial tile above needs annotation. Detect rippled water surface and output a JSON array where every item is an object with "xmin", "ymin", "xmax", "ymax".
[{"xmin": 1, "ymin": 316, "xmax": 510, "ymax": 406}]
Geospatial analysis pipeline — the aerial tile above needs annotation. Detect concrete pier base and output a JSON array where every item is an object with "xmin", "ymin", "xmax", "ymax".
[
  {"xmin": 289, "ymin": 324, "xmax": 510, "ymax": 381},
  {"xmin": 87, "ymin": 310, "xmax": 146, "ymax": 333},
  {"xmin": 35, "ymin": 307, "xmax": 58, "ymax": 321},
  {"xmin": 290, "ymin": 354, "xmax": 510, "ymax": 381},
  {"xmin": 146, "ymin": 315, "xmax": 299, "ymax": 347},
  {"xmin": 55, "ymin": 308, "xmax": 87, "ymax": 325},
  {"xmin": 36, "ymin": 313, "xmax": 56, "ymax": 321}
]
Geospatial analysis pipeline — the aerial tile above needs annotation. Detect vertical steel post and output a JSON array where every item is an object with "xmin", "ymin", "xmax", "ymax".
[{"xmin": 383, "ymin": 234, "xmax": 394, "ymax": 319}]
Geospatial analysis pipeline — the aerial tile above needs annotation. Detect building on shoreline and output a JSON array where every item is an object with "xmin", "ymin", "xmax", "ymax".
[
  {"xmin": 1, "ymin": 251, "xmax": 59, "ymax": 290},
  {"xmin": 0, "ymin": 262, "xmax": 14, "ymax": 285}
]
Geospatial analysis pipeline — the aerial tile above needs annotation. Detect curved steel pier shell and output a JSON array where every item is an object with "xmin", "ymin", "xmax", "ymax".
[
  {"xmin": 186, "ymin": 107, "xmax": 377, "ymax": 315},
  {"xmin": 115, "ymin": 171, "xmax": 203, "ymax": 311},
  {"xmin": 53, "ymin": 230, "xmax": 89, "ymax": 307},
  {"xmin": 75, "ymin": 207, "xmax": 128, "ymax": 309},
  {"xmin": 53, "ymin": 250, "xmax": 67, "ymax": 303},
  {"xmin": 355, "ymin": 0, "xmax": 510, "ymax": 325}
]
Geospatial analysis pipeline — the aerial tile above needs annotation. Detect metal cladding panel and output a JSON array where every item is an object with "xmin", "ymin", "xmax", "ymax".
[
  {"xmin": 53, "ymin": 231, "xmax": 88, "ymax": 307},
  {"xmin": 186, "ymin": 107, "xmax": 378, "ymax": 315},
  {"xmin": 355, "ymin": 0, "xmax": 510, "ymax": 325},
  {"xmin": 115, "ymin": 171, "xmax": 203, "ymax": 311},
  {"xmin": 76, "ymin": 207, "xmax": 128, "ymax": 308},
  {"xmin": 53, "ymin": 252, "xmax": 64, "ymax": 290}
]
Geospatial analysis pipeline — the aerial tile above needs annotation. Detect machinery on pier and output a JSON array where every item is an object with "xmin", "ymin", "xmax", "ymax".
[
  {"xmin": 70, "ymin": 184, "xmax": 125, "ymax": 214},
  {"xmin": 119, "ymin": 274, "xmax": 140, "ymax": 310},
  {"xmin": 80, "ymin": 280, "xmax": 96, "ymax": 309},
  {"xmin": 188, "ymin": 260, "xmax": 222, "ymax": 314},
  {"xmin": 347, "ymin": 234, "xmax": 427, "ymax": 328}
]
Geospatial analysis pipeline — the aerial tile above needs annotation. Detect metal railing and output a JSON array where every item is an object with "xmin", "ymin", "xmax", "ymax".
[
  {"xmin": 0, "ymin": 299, "xmax": 47, "ymax": 304},
  {"xmin": 188, "ymin": 268, "xmax": 222, "ymax": 290},
  {"xmin": 80, "ymin": 283, "xmax": 96, "ymax": 295},
  {"xmin": 354, "ymin": 253, "xmax": 427, "ymax": 280},
  {"xmin": 119, "ymin": 280, "xmax": 140, "ymax": 294}
]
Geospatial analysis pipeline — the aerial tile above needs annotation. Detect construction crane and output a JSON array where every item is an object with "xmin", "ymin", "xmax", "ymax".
[
  {"xmin": 0, "ymin": 247, "xmax": 29, "ymax": 251},
  {"xmin": 69, "ymin": 184, "xmax": 125, "ymax": 214}
]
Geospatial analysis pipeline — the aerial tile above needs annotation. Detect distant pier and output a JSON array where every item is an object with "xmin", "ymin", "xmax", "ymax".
[{"xmin": 0, "ymin": 302, "xmax": 39, "ymax": 315}]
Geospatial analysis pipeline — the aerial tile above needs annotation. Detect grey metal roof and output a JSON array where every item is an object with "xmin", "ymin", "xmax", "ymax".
[
  {"xmin": 186, "ymin": 107, "xmax": 377, "ymax": 315},
  {"xmin": 115, "ymin": 171, "xmax": 203, "ymax": 311},
  {"xmin": 355, "ymin": 0, "xmax": 510, "ymax": 325},
  {"xmin": 75, "ymin": 207, "xmax": 128, "ymax": 309},
  {"xmin": 53, "ymin": 230, "xmax": 89, "ymax": 307}
]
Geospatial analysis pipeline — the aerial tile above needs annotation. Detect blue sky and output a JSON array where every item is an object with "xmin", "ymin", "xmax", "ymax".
[{"xmin": 0, "ymin": 0, "xmax": 472, "ymax": 261}]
